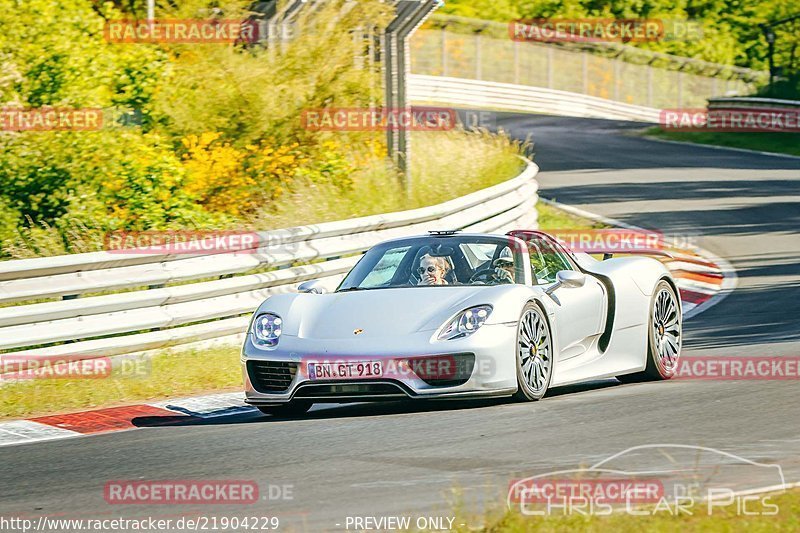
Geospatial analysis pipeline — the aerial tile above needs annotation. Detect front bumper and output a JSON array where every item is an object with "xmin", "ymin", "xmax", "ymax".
[{"xmin": 241, "ymin": 323, "xmax": 518, "ymax": 404}]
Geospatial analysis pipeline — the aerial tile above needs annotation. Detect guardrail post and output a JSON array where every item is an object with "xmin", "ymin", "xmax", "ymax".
[
  {"xmin": 475, "ymin": 32, "xmax": 482, "ymax": 80},
  {"xmin": 383, "ymin": 0, "xmax": 441, "ymax": 195},
  {"xmin": 582, "ymin": 53, "xmax": 588, "ymax": 94},
  {"xmin": 353, "ymin": 26, "xmax": 363, "ymax": 69},
  {"xmin": 368, "ymin": 25, "xmax": 378, "ymax": 107},
  {"xmin": 441, "ymin": 26, "xmax": 448, "ymax": 76}
]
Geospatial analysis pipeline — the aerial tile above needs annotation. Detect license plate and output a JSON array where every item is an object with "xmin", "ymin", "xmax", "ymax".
[{"xmin": 308, "ymin": 361, "xmax": 383, "ymax": 380}]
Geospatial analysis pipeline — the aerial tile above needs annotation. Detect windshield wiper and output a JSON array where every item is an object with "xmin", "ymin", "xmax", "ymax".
[{"xmin": 337, "ymin": 287, "xmax": 367, "ymax": 292}]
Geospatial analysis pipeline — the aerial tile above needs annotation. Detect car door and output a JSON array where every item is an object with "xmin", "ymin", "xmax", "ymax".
[{"xmin": 511, "ymin": 231, "xmax": 606, "ymax": 360}]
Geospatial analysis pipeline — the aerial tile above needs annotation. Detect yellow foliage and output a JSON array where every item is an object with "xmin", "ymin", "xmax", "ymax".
[
  {"xmin": 177, "ymin": 133, "xmax": 358, "ymax": 218},
  {"xmin": 180, "ymin": 132, "xmax": 254, "ymax": 216}
]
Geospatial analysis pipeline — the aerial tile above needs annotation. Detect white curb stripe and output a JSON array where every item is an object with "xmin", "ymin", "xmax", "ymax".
[
  {"xmin": 149, "ymin": 391, "xmax": 254, "ymax": 418},
  {"xmin": 665, "ymin": 260, "xmax": 722, "ymax": 274},
  {"xmin": 674, "ymin": 278, "xmax": 721, "ymax": 294},
  {"xmin": 0, "ymin": 420, "xmax": 80, "ymax": 447},
  {"xmin": 0, "ymin": 392, "xmax": 256, "ymax": 448}
]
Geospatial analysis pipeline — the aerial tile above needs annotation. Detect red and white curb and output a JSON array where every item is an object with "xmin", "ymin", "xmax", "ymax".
[
  {"xmin": 0, "ymin": 392, "xmax": 255, "ymax": 448},
  {"xmin": 0, "ymin": 201, "xmax": 735, "ymax": 449},
  {"xmin": 662, "ymin": 249, "xmax": 731, "ymax": 319}
]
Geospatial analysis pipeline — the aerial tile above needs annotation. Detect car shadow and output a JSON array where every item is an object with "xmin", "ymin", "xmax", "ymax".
[{"xmin": 131, "ymin": 379, "xmax": 624, "ymax": 428}]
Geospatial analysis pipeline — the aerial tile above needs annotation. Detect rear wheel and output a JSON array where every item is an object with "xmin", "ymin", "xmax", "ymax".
[
  {"xmin": 256, "ymin": 400, "xmax": 313, "ymax": 417},
  {"xmin": 618, "ymin": 280, "xmax": 682, "ymax": 383},
  {"xmin": 513, "ymin": 302, "xmax": 553, "ymax": 401}
]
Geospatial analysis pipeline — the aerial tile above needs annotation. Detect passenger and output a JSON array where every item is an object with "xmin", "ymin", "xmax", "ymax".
[
  {"xmin": 417, "ymin": 254, "xmax": 450, "ymax": 285},
  {"xmin": 494, "ymin": 247, "xmax": 515, "ymax": 283}
]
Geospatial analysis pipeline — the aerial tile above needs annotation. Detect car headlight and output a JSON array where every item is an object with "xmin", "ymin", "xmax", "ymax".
[
  {"xmin": 253, "ymin": 313, "xmax": 282, "ymax": 348},
  {"xmin": 437, "ymin": 305, "xmax": 492, "ymax": 340}
]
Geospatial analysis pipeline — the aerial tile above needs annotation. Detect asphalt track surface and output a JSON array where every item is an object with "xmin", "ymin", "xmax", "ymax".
[{"xmin": 2, "ymin": 113, "xmax": 800, "ymax": 531}]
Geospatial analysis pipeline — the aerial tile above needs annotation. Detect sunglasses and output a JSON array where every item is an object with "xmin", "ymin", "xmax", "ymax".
[{"xmin": 417, "ymin": 265, "xmax": 439, "ymax": 274}]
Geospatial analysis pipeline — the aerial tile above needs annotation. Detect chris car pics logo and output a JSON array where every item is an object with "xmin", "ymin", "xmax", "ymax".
[{"xmin": 508, "ymin": 444, "xmax": 786, "ymax": 516}]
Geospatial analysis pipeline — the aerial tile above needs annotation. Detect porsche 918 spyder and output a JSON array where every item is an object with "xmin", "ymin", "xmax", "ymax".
[{"xmin": 241, "ymin": 230, "xmax": 682, "ymax": 415}]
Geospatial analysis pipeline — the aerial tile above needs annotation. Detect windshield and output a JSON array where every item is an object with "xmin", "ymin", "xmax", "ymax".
[{"xmin": 337, "ymin": 235, "xmax": 526, "ymax": 291}]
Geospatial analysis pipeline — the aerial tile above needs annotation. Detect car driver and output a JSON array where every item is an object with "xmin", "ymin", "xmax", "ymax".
[
  {"xmin": 493, "ymin": 247, "xmax": 515, "ymax": 283},
  {"xmin": 417, "ymin": 254, "xmax": 450, "ymax": 285}
]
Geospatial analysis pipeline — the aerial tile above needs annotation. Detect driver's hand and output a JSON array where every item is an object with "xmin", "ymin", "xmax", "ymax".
[{"xmin": 494, "ymin": 267, "xmax": 514, "ymax": 284}]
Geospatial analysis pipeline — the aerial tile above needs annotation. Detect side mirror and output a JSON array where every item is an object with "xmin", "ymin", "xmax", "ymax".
[
  {"xmin": 545, "ymin": 270, "xmax": 586, "ymax": 295},
  {"xmin": 297, "ymin": 279, "xmax": 327, "ymax": 294}
]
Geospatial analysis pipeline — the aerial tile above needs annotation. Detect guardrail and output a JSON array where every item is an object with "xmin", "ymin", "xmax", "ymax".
[
  {"xmin": 0, "ymin": 160, "xmax": 539, "ymax": 363},
  {"xmin": 708, "ymin": 96, "xmax": 800, "ymax": 110},
  {"xmin": 409, "ymin": 74, "xmax": 661, "ymax": 122}
]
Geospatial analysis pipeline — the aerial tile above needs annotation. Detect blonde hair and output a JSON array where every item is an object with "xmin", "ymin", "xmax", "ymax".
[{"xmin": 419, "ymin": 254, "xmax": 450, "ymax": 272}]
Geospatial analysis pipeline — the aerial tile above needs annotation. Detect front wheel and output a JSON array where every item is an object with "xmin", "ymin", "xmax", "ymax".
[
  {"xmin": 618, "ymin": 279, "xmax": 682, "ymax": 383},
  {"xmin": 513, "ymin": 302, "xmax": 554, "ymax": 401},
  {"xmin": 256, "ymin": 400, "xmax": 313, "ymax": 417}
]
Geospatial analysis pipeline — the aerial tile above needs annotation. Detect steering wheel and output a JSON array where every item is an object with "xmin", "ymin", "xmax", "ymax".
[{"xmin": 469, "ymin": 268, "xmax": 512, "ymax": 285}]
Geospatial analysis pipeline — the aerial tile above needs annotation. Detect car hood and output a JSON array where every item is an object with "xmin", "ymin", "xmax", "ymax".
[{"xmin": 257, "ymin": 286, "xmax": 513, "ymax": 340}]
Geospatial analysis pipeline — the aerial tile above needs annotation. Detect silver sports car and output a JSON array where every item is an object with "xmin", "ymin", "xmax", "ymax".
[{"xmin": 241, "ymin": 230, "xmax": 682, "ymax": 415}]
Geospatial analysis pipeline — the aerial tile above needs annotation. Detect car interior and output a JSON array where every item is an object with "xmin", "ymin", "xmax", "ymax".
[{"xmin": 399, "ymin": 242, "xmax": 520, "ymax": 286}]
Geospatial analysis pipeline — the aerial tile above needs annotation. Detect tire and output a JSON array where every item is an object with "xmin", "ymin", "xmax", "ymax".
[
  {"xmin": 618, "ymin": 279, "xmax": 682, "ymax": 383},
  {"xmin": 256, "ymin": 401, "xmax": 313, "ymax": 417},
  {"xmin": 513, "ymin": 302, "xmax": 554, "ymax": 401}
]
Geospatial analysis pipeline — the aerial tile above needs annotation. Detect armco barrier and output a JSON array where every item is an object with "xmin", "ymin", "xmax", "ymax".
[
  {"xmin": 409, "ymin": 74, "xmax": 661, "ymax": 122},
  {"xmin": 707, "ymin": 96, "xmax": 800, "ymax": 127},
  {"xmin": 708, "ymin": 97, "xmax": 800, "ymax": 111},
  {"xmin": 0, "ymin": 160, "xmax": 539, "ymax": 363}
]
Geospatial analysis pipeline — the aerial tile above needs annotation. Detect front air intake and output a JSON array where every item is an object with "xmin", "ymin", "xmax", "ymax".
[
  {"xmin": 247, "ymin": 361, "xmax": 297, "ymax": 393},
  {"xmin": 407, "ymin": 353, "xmax": 475, "ymax": 387}
]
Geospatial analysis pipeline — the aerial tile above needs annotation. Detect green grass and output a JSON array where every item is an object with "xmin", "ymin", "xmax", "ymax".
[
  {"xmin": 0, "ymin": 345, "xmax": 241, "ymax": 421},
  {"xmin": 449, "ymin": 488, "xmax": 800, "ymax": 532},
  {"xmin": 645, "ymin": 127, "xmax": 800, "ymax": 157},
  {"xmin": 536, "ymin": 202, "xmax": 608, "ymax": 231}
]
